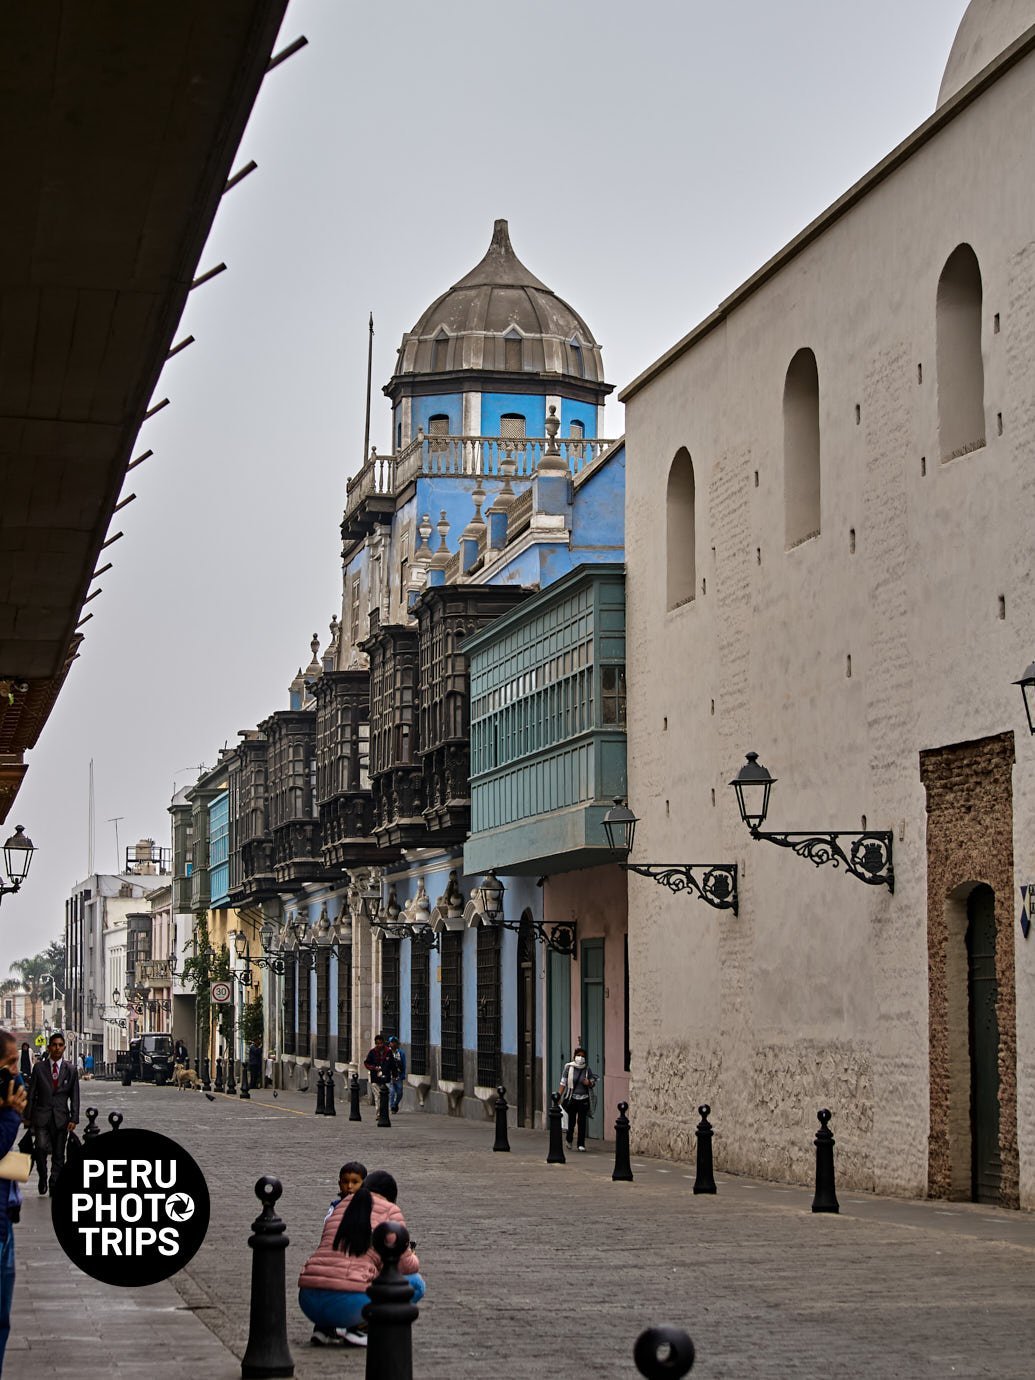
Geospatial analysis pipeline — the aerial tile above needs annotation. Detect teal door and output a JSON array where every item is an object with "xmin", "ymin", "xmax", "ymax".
[
  {"xmin": 967, "ymin": 885, "xmax": 1001, "ymax": 1203},
  {"xmin": 547, "ymin": 948, "xmax": 571, "ymax": 1110},
  {"xmin": 580, "ymin": 939, "xmax": 605, "ymax": 1139}
]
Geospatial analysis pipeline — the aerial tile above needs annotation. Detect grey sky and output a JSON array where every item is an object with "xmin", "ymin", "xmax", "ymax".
[{"xmin": 10, "ymin": 0, "xmax": 969, "ymax": 959}]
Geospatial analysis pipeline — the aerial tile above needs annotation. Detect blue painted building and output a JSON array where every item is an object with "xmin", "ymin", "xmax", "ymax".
[{"xmin": 211, "ymin": 221, "xmax": 626, "ymax": 1132}]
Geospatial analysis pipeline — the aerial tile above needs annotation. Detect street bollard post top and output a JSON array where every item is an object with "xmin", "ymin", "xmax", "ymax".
[
  {"xmin": 618, "ymin": 1101, "xmax": 629, "ymax": 1115},
  {"xmin": 698, "ymin": 1104, "xmax": 710, "ymax": 1119},
  {"xmin": 372, "ymin": 1219, "xmax": 409, "ymax": 1268},
  {"xmin": 108, "ymin": 1111, "xmax": 123, "ymax": 1131},
  {"xmin": 254, "ymin": 1175, "xmax": 283, "ymax": 1206},
  {"xmin": 817, "ymin": 1108, "xmax": 832, "ymax": 1127},
  {"xmin": 633, "ymin": 1325, "xmax": 695, "ymax": 1377}
]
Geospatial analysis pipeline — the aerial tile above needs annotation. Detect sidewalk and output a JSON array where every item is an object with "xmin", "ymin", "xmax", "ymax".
[{"xmin": 7, "ymin": 1081, "xmax": 1035, "ymax": 1377}]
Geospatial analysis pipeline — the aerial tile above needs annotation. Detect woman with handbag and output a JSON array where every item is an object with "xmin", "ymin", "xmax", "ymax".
[
  {"xmin": 558, "ymin": 1046, "xmax": 597, "ymax": 1152},
  {"xmin": 0, "ymin": 1029, "xmax": 29, "ymax": 1375}
]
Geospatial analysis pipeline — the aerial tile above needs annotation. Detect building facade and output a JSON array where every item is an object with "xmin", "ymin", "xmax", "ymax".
[
  {"xmin": 620, "ymin": 1, "xmax": 1035, "ymax": 1205},
  {"xmin": 184, "ymin": 221, "xmax": 629, "ymax": 1130}
]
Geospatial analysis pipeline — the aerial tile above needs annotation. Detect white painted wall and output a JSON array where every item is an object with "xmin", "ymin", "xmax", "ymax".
[{"xmin": 623, "ymin": 43, "xmax": 1035, "ymax": 1201}]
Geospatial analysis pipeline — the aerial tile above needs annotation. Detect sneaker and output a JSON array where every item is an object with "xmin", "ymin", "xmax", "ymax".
[
  {"xmin": 577, "ymin": 1145, "xmax": 587, "ymax": 1152},
  {"xmin": 310, "ymin": 1329, "xmax": 341, "ymax": 1347},
  {"xmin": 337, "ymin": 1328, "xmax": 368, "ymax": 1348}
]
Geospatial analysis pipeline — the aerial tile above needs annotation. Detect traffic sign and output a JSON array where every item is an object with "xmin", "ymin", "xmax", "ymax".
[
  {"xmin": 211, "ymin": 981, "xmax": 232, "ymax": 1005},
  {"xmin": 34, "ymin": 1034, "xmax": 45, "ymax": 1047}
]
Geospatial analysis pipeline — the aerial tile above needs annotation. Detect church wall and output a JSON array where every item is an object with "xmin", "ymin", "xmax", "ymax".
[
  {"xmin": 410, "ymin": 392, "xmax": 463, "ymax": 435},
  {"xmin": 623, "ymin": 48, "xmax": 1035, "ymax": 1203},
  {"xmin": 481, "ymin": 391, "xmax": 547, "ymax": 436}
]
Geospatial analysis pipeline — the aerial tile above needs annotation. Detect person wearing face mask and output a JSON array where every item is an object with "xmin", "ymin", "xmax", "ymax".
[{"xmin": 558, "ymin": 1046, "xmax": 597, "ymax": 1152}]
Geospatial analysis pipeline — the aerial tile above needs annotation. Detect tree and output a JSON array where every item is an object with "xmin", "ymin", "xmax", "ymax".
[{"xmin": 8, "ymin": 955, "xmax": 52, "ymax": 1034}]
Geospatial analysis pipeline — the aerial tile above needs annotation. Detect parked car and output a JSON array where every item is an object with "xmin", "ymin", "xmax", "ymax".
[{"xmin": 129, "ymin": 1032, "xmax": 175, "ymax": 1085}]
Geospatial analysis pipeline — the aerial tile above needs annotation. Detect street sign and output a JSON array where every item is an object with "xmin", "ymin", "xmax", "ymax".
[
  {"xmin": 34, "ymin": 1034, "xmax": 45, "ymax": 1047},
  {"xmin": 211, "ymin": 981, "xmax": 232, "ymax": 1005}
]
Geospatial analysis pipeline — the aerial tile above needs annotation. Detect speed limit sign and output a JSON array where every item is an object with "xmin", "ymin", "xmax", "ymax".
[{"xmin": 211, "ymin": 981, "xmax": 232, "ymax": 1005}]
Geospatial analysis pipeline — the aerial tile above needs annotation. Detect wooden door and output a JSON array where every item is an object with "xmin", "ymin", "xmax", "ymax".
[{"xmin": 967, "ymin": 884, "xmax": 1001, "ymax": 1203}]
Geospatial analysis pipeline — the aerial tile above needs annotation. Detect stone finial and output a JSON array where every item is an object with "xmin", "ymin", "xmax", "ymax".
[
  {"xmin": 538, "ymin": 403, "xmax": 568, "ymax": 475},
  {"xmin": 417, "ymin": 513, "xmax": 434, "ymax": 562},
  {"xmin": 471, "ymin": 481, "xmax": 486, "ymax": 532},
  {"xmin": 436, "ymin": 510, "xmax": 450, "ymax": 553}
]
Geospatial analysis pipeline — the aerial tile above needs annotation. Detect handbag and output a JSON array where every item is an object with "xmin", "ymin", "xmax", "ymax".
[
  {"xmin": 17, "ymin": 1130, "xmax": 33, "ymax": 1156},
  {"xmin": 0, "ymin": 1151, "xmax": 32, "ymax": 1183}
]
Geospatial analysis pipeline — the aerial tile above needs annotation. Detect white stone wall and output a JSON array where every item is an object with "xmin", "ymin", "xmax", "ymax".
[{"xmin": 624, "ymin": 49, "xmax": 1035, "ymax": 1202}]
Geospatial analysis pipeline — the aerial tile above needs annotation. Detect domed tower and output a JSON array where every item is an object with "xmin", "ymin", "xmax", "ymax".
[
  {"xmin": 938, "ymin": 0, "xmax": 1035, "ymax": 106},
  {"xmin": 385, "ymin": 219, "xmax": 613, "ymax": 450}
]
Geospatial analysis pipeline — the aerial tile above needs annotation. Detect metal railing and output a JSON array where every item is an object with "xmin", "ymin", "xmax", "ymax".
[{"xmin": 344, "ymin": 433, "xmax": 617, "ymax": 522}]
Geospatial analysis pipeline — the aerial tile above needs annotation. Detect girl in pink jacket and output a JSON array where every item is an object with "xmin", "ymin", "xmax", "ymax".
[{"xmin": 298, "ymin": 1170, "xmax": 426, "ymax": 1348}]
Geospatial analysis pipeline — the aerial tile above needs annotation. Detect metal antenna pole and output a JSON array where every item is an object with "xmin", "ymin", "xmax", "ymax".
[
  {"xmin": 363, "ymin": 312, "xmax": 374, "ymax": 461},
  {"xmin": 108, "ymin": 817, "xmax": 124, "ymax": 873}
]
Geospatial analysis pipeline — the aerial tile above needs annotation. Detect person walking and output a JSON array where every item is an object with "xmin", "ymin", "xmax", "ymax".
[
  {"xmin": 247, "ymin": 1037, "xmax": 262, "ymax": 1090},
  {"xmin": 26, "ymin": 1031, "xmax": 79, "ymax": 1194},
  {"xmin": 362, "ymin": 1033, "xmax": 395, "ymax": 1106},
  {"xmin": 558, "ymin": 1046, "xmax": 597, "ymax": 1152},
  {"xmin": 174, "ymin": 1037, "xmax": 189, "ymax": 1067},
  {"xmin": 387, "ymin": 1036, "xmax": 406, "ymax": 1113},
  {"xmin": 17, "ymin": 1047, "xmax": 29, "ymax": 1080},
  {"xmin": 0, "ymin": 1027, "xmax": 28, "ymax": 1375}
]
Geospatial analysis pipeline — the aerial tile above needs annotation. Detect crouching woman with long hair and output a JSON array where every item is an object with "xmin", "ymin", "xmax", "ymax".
[{"xmin": 298, "ymin": 1170, "xmax": 426, "ymax": 1348}]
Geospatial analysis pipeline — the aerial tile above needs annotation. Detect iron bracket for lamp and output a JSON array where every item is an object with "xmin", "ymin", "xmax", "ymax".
[
  {"xmin": 253, "ymin": 952, "xmax": 287, "ymax": 974},
  {"xmin": 749, "ymin": 829, "xmax": 894, "ymax": 892},
  {"xmin": 369, "ymin": 919, "xmax": 440, "ymax": 951},
  {"xmin": 622, "ymin": 862, "xmax": 739, "ymax": 915},
  {"xmin": 491, "ymin": 917, "xmax": 577, "ymax": 957}
]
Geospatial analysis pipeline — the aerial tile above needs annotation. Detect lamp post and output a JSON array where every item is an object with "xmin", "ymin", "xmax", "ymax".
[
  {"xmin": 1014, "ymin": 661, "xmax": 1035, "ymax": 735},
  {"xmin": 0, "ymin": 825, "xmax": 36, "ymax": 904},
  {"xmin": 476, "ymin": 871, "xmax": 577, "ymax": 955},
  {"xmin": 601, "ymin": 799, "xmax": 739, "ymax": 914},
  {"xmin": 730, "ymin": 752, "xmax": 894, "ymax": 891}
]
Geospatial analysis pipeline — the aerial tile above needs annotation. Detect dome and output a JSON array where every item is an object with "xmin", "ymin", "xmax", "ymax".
[
  {"xmin": 938, "ymin": 0, "xmax": 1035, "ymax": 106},
  {"xmin": 388, "ymin": 220, "xmax": 607, "ymax": 389}
]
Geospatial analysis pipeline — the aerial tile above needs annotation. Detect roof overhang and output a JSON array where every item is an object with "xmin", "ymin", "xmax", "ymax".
[{"xmin": 0, "ymin": 0, "xmax": 290, "ymax": 817}]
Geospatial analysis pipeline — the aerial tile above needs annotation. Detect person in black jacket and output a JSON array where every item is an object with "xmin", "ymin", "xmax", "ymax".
[{"xmin": 25, "ymin": 1031, "xmax": 79, "ymax": 1195}]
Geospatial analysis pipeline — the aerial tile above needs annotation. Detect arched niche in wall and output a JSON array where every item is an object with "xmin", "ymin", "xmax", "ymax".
[
  {"xmin": 937, "ymin": 244, "xmax": 985, "ymax": 462},
  {"xmin": 666, "ymin": 447, "xmax": 696, "ymax": 610},
  {"xmin": 783, "ymin": 347, "xmax": 821, "ymax": 549}
]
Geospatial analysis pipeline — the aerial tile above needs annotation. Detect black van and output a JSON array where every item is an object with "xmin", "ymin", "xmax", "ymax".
[{"xmin": 129, "ymin": 1032, "xmax": 175, "ymax": 1085}]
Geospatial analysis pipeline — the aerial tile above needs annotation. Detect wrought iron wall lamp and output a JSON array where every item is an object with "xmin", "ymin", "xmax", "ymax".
[
  {"xmin": 363, "ymin": 887, "xmax": 439, "ymax": 950},
  {"xmin": 1014, "ymin": 661, "xmax": 1035, "ymax": 735},
  {"xmin": 730, "ymin": 752, "xmax": 894, "ymax": 892},
  {"xmin": 601, "ymin": 800, "xmax": 738, "ymax": 914},
  {"xmin": 478, "ymin": 872, "xmax": 577, "ymax": 956}
]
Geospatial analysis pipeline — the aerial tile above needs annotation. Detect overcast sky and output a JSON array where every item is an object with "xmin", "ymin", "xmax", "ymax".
[{"xmin": 9, "ymin": 0, "xmax": 970, "ymax": 962}]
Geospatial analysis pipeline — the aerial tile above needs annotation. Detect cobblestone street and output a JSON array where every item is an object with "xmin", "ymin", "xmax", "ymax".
[{"xmin": 8, "ymin": 1082, "xmax": 1035, "ymax": 1379}]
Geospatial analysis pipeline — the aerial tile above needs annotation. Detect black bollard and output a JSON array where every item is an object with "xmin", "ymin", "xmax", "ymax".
[
  {"xmin": 811, "ymin": 1108, "xmax": 839, "ymax": 1214},
  {"xmin": 83, "ymin": 1108, "xmax": 101, "ymax": 1141},
  {"xmin": 546, "ymin": 1092, "xmax": 566, "ymax": 1164},
  {"xmin": 241, "ymin": 1176, "xmax": 294, "ymax": 1379},
  {"xmin": 377, "ymin": 1081, "xmax": 392, "ymax": 1128},
  {"xmin": 108, "ymin": 1112, "xmax": 123, "ymax": 1132},
  {"xmin": 226, "ymin": 1058, "xmax": 237, "ymax": 1096},
  {"xmin": 324, "ymin": 1070, "xmax": 336, "ymax": 1117},
  {"xmin": 633, "ymin": 1326, "xmax": 695, "ymax": 1378},
  {"xmin": 492, "ymin": 1085, "xmax": 510, "ymax": 1152},
  {"xmin": 314, "ymin": 1069, "xmax": 326, "ymax": 1116},
  {"xmin": 692, "ymin": 1104, "xmax": 717, "ymax": 1195},
  {"xmin": 349, "ymin": 1074, "xmax": 362, "ymax": 1122},
  {"xmin": 194, "ymin": 1057, "xmax": 201, "ymax": 1077},
  {"xmin": 612, "ymin": 1101, "xmax": 634, "ymax": 1181},
  {"xmin": 214, "ymin": 1057, "xmax": 224, "ymax": 1093},
  {"xmin": 240, "ymin": 1058, "xmax": 251, "ymax": 1100},
  {"xmin": 364, "ymin": 1220, "xmax": 418, "ymax": 1380},
  {"xmin": 121, "ymin": 1060, "xmax": 132, "ymax": 1087}
]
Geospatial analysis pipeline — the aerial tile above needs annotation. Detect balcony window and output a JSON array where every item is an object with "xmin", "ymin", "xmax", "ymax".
[
  {"xmin": 601, "ymin": 664, "xmax": 627, "ymax": 726},
  {"xmin": 504, "ymin": 331, "xmax": 523, "ymax": 371}
]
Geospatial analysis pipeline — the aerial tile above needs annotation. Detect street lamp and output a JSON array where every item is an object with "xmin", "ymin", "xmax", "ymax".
[
  {"xmin": 364, "ymin": 886, "xmax": 439, "ymax": 950},
  {"xmin": 601, "ymin": 798, "xmax": 739, "ymax": 913},
  {"xmin": 730, "ymin": 752, "xmax": 894, "ymax": 892},
  {"xmin": 0, "ymin": 825, "xmax": 35, "ymax": 902},
  {"xmin": 476, "ymin": 871, "xmax": 577, "ymax": 956},
  {"xmin": 1014, "ymin": 660, "xmax": 1035, "ymax": 735}
]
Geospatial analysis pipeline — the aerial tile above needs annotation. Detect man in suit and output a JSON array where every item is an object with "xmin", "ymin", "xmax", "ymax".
[{"xmin": 26, "ymin": 1031, "xmax": 78, "ymax": 1195}]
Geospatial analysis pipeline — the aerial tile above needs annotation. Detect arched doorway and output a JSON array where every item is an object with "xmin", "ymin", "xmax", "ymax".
[
  {"xmin": 966, "ymin": 884, "xmax": 1001, "ymax": 1203},
  {"xmin": 516, "ymin": 912, "xmax": 536, "ymax": 1127}
]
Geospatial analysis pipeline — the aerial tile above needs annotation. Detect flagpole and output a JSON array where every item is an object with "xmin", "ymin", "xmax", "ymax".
[{"xmin": 362, "ymin": 312, "xmax": 374, "ymax": 463}]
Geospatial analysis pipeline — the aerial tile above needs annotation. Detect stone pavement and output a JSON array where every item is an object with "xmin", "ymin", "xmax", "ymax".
[{"xmin": 7, "ymin": 1081, "xmax": 1035, "ymax": 1378}]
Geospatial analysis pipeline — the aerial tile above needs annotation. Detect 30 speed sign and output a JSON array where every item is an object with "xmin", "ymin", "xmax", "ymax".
[{"xmin": 211, "ymin": 981, "xmax": 232, "ymax": 1005}]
